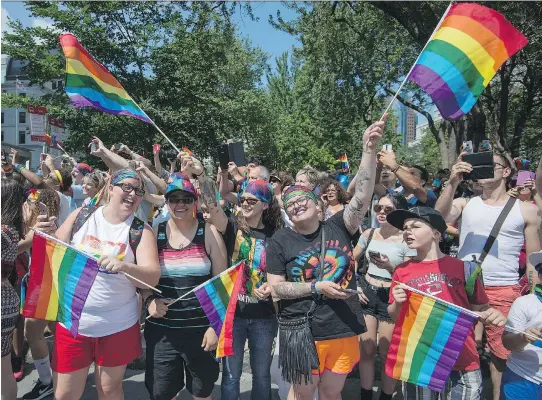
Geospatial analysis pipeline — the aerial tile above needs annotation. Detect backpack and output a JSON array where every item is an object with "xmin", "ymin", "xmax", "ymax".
[{"xmin": 70, "ymin": 206, "xmax": 145, "ymax": 263}]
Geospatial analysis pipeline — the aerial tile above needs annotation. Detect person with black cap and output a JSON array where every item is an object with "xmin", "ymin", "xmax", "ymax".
[
  {"xmin": 386, "ymin": 206, "xmax": 507, "ymax": 400},
  {"xmin": 500, "ymin": 250, "xmax": 542, "ymax": 400}
]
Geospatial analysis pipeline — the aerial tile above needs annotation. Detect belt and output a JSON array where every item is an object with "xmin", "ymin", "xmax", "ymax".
[{"xmin": 368, "ymin": 273, "xmax": 392, "ymax": 283}]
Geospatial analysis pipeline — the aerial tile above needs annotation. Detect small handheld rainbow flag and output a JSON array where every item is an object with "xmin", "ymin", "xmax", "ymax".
[
  {"xmin": 182, "ymin": 146, "xmax": 194, "ymax": 156},
  {"xmin": 22, "ymin": 231, "xmax": 100, "ymax": 337},
  {"xmin": 59, "ymin": 33, "xmax": 152, "ymax": 123},
  {"xmin": 336, "ymin": 153, "xmax": 349, "ymax": 171},
  {"xmin": 194, "ymin": 262, "xmax": 244, "ymax": 358},
  {"xmin": 408, "ymin": 3, "xmax": 528, "ymax": 120},
  {"xmin": 385, "ymin": 285, "xmax": 478, "ymax": 392}
]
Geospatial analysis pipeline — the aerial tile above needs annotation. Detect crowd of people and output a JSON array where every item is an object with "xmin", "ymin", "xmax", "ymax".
[{"xmin": 1, "ymin": 114, "xmax": 541, "ymax": 400}]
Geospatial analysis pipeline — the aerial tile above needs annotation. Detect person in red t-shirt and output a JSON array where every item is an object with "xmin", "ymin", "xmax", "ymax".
[{"xmin": 386, "ymin": 207, "xmax": 506, "ymax": 400}]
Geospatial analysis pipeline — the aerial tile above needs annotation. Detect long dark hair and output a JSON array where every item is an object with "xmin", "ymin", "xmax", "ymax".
[
  {"xmin": 381, "ymin": 192, "xmax": 408, "ymax": 210},
  {"xmin": 234, "ymin": 196, "xmax": 284, "ymax": 234},
  {"xmin": 1, "ymin": 179, "xmax": 25, "ymax": 238}
]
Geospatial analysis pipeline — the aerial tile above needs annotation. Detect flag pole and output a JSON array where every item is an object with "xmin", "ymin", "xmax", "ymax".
[
  {"xmin": 33, "ymin": 229, "xmax": 162, "ymax": 294},
  {"xmin": 397, "ymin": 282, "xmax": 541, "ymax": 342},
  {"xmin": 145, "ymin": 262, "xmax": 244, "ymax": 320},
  {"xmin": 380, "ymin": 1, "xmax": 454, "ymax": 119}
]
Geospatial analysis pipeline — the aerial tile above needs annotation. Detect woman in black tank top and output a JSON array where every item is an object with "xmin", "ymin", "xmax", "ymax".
[{"xmin": 142, "ymin": 177, "xmax": 228, "ymax": 400}]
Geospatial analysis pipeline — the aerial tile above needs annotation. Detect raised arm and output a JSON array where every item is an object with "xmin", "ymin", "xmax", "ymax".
[
  {"xmin": 378, "ymin": 150, "xmax": 427, "ymax": 202},
  {"xmin": 136, "ymin": 162, "xmax": 167, "ymax": 194},
  {"xmin": 205, "ymin": 224, "xmax": 228, "ymax": 276},
  {"xmin": 121, "ymin": 144, "xmax": 152, "ymax": 167},
  {"xmin": 536, "ymin": 158, "xmax": 542, "ymax": 195},
  {"xmin": 89, "ymin": 136, "xmax": 129, "ymax": 172},
  {"xmin": 343, "ymin": 114, "xmax": 387, "ymax": 235},
  {"xmin": 435, "ymin": 155, "xmax": 472, "ymax": 220}
]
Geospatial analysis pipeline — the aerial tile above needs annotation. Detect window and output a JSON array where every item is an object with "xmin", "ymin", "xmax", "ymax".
[
  {"xmin": 58, "ymin": 80, "xmax": 64, "ymax": 89},
  {"xmin": 19, "ymin": 131, "xmax": 26, "ymax": 144},
  {"xmin": 19, "ymin": 112, "xmax": 26, "ymax": 124},
  {"xmin": 1, "ymin": 131, "xmax": 4, "ymax": 142},
  {"xmin": 19, "ymin": 92, "xmax": 26, "ymax": 98},
  {"xmin": 52, "ymin": 81, "xmax": 57, "ymax": 90},
  {"xmin": 1, "ymin": 112, "xmax": 3, "ymax": 124}
]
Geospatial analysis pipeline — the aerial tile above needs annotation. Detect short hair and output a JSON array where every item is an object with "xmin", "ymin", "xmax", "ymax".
[
  {"xmin": 256, "ymin": 165, "xmax": 270, "ymax": 181},
  {"xmin": 380, "ymin": 192, "xmax": 408, "ymax": 210},
  {"xmin": 411, "ymin": 165, "xmax": 429, "ymax": 184},
  {"xmin": 296, "ymin": 165, "xmax": 320, "ymax": 188}
]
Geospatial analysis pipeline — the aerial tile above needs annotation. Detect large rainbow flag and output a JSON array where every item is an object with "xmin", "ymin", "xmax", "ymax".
[
  {"xmin": 22, "ymin": 231, "xmax": 100, "ymax": 337},
  {"xmin": 385, "ymin": 286, "xmax": 478, "ymax": 392},
  {"xmin": 408, "ymin": 3, "xmax": 528, "ymax": 120},
  {"xmin": 59, "ymin": 33, "xmax": 152, "ymax": 123},
  {"xmin": 194, "ymin": 262, "xmax": 244, "ymax": 358}
]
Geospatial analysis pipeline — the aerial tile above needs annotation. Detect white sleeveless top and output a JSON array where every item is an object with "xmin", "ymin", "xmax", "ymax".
[
  {"xmin": 69, "ymin": 206, "xmax": 139, "ymax": 337},
  {"xmin": 458, "ymin": 196, "xmax": 525, "ymax": 287}
]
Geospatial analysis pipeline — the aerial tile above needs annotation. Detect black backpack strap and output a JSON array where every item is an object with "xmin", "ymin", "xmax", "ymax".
[
  {"xmin": 156, "ymin": 221, "xmax": 168, "ymax": 248},
  {"xmin": 70, "ymin": 206, "xmax": 98, "ymax": 241},
  {"xmin": 129, "ymin": 216, "xmax": 145, "ymax": 264},
  {"xmin": 478, "ymin": 196, "xmax": 517, "ymax": 265},
  {"xmin": 358, "ymin": 228, "xmax": 376, "ymax": 277}
]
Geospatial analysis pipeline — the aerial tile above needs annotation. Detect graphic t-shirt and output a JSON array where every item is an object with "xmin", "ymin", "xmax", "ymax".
[
  {"xmin": 389, "ymin": 256, "xmax": 489, "ymax": 371},
  {"xmin": 267, "ymin": 210, "xmax": 366, "ymax": 340},
  {"xmin": 224, "ymin": 220, "xmax": 275, "ymax": 319}
]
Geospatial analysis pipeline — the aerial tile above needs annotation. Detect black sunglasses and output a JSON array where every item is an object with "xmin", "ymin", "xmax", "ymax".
[
  {"xmin": 239, "ymin": 197, "xmax": 259, "ymax": 206},
  {"xmin": 114, "ymin": 183, "xmax": 145, "ymax": 197},
  {"xmin": 168, "ymin": 197, "xmax": 195, "ymax": 205}
]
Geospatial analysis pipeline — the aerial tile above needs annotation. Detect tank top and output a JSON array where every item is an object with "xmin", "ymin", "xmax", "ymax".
[
  {"xmin": 147, "ymin": 220, "xmax": 212, "ymax": 332},
  {"xmin": 70, "ymin": 206, "xmax": 139, "ymax": 337},
  {"xmin": 458, "ymin": 196, "xmax": 525, "ymax": 286}
]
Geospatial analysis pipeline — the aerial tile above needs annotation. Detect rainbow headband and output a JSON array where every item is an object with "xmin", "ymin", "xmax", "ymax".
[
  {"xmin": 282, "ymin": 185, "xmax": 318, "ymax": 209},
  {"xmin": 111, "ymin": 168, "xmax": 139, "ymax": 185},
  {"xmin": 241, "ymin": 180, "xmax": 273, "ymax": 204}
]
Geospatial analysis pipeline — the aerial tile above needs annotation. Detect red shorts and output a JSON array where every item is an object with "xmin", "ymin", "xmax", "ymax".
[
  {"xmin": 52, "ymin": 323, "xmax": 142, "ymax": 373},
  {"xmin": 484, "ymin": 285, "xmax": 520, "ymax": 360}
]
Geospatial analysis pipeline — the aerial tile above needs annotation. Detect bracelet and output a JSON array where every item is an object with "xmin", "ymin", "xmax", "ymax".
[
  {"xmin": 391, "ymin": 164, "xmax": 401, "ymax": 173},
  {"xmin": 14, "ymin": 163, "xmax": 25, "ymax": 173},
  {"xmin": 144, "ymin": 294, "xmax": 158, "ymax": 311},
  {"xmin": 311, "ymin": 281, "xmax": 320, "ymax": 297},
  {"xmin": 195, "ymin": 170, "xmax": 204, "ymax": 177}
]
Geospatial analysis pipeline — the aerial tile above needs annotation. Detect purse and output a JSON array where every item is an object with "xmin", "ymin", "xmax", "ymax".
[{"xmin": 278, "ymin": 227, "xmax": 326, "ymax": 385}]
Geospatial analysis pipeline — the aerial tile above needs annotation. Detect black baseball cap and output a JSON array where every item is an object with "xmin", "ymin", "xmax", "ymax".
[{"xmin": 387, "ymin": 206, "xmax": 447, "ymax": 234}]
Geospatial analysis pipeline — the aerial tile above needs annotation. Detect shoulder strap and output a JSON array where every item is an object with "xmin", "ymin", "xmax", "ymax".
[
  {"xmin": 359, "ymin": 228, "xmax": 376, "ymax": 276},
  {"xmin": 463, "ymin": 260, "xmax": 483, "ymax": 298},
  {"xmin": 129, "ymin": 216, "xmax": 145, "ymax": 264},
  {"xmin": 478, "ymin": 196, "xmax": 516, "ymax": 265},
  {"xmin": 70, "ymin": 206, "xmax": 98, "ymax": 241}
]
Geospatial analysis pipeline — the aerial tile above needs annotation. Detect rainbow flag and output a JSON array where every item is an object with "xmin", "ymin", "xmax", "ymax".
[
  {"xmin": 59, "ymin": 33, "xmax": 152, "ymax": 123},
  {"xmin": 194, "ymin": 262, "xmax": 244, "ymax": 358},
  {"xmin": 408, "ymin": 3, "xmax": 528, "ymax": 120},
  {"xmin": 336, "ymin": 153, "xmax": 349, "ymax": 170},
  {"xmin": 22, "ymin": 231, "xmax": 100, "ymax": 337},
  {"xmin": 182, "ymin": 146, "xmax": 194, "ymax": 156},
  {"xmin": 385, "ymin": 287, "xmax": 478, "ymax": 392}
]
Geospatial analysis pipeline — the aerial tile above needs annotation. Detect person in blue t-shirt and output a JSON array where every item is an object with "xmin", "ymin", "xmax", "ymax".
[{"xmin": 377, "ymin": 150, "xmax": 437, "ymax": 208}]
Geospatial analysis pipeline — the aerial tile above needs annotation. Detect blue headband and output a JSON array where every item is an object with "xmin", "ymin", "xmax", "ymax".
[{"xmin": 111, "ymin": 168, "xmax": 139, "ymax": 185}]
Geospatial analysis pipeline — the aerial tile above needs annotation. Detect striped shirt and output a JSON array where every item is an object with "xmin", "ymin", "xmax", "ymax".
[{"xmin": 147, "ymin": 220, "xmax": 211, "ymax": 332}]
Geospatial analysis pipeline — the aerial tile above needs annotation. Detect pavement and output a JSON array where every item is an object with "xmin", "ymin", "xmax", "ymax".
[{"xmin": 16, "ymin": 333, "xmax": 494, "ymax": 399}]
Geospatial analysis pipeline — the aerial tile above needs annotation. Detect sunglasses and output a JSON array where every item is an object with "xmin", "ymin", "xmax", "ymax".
[
  {"xmin": 168, "ymin": 197, "xmax": 195, "ymax": 205},
  {"xmin": 239, "ymin": 197, "xmax": 259, "ymax": 206},
  {"xmin": 269, "ymin": 177, "xmax": 281, "ymax": 184},
  {"xmin": 373, "ymin": 205, "xmax": 394, "ymax": 214},
  {"xmin": 114, "ymin": 183, "xmax": 145, "ymax": 197}
]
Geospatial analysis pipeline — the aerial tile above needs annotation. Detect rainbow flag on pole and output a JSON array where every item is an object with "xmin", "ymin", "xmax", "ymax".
[
  {"xmin": 22, "ymin": 231, "xmax": 100, "ymax": 337},
  {"xmin": 385, "ymin": 286, "xmax": 479, "ymax": 392},
  {"xmin": 408, "ymin": 3, "xmax": 528, "ymax": 120},
  {"xmin": 336, "ymin": 153, "xmax": 349, "ymax": 171},
  {"xmin": 194, "ymin": 262, "xmax": 244, "ymax": 358},
  {"xmin": 59, "ymin": 33, "xmax": 152, "ymax": 123}
]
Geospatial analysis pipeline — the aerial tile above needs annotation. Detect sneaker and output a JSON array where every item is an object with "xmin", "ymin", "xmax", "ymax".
[
  {"xmin": 11, "ymin": 356, "xmax": 24, "ymax": 381},
  {"xmin": 22, "ymin": 379, "xmax": 53, "ymax": 399}
]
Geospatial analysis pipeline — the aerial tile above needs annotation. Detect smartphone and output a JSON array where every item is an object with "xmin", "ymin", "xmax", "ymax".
[
  {"xmin": 217, "ymin": 143, "xmax": 230, "ymax": 170},
  {"xmin": 40, "ymin": 153, "xmax": 47, "ymax": 161},
  {"xmin": 463, "ymin": 152, "xmax": 494, "ymax": 180},
  {"xmin": 368, "ymin": 250, "xmax": 381, "ymax": 259},
  {"xmin": 517, "ymin": 170, "xmax": 535, "ymax": 186},
  {"xmin": 383, "ymin": 144, "xmax": 393, "ymax": 152},
  {"xmin": 153, "ymin": 144, "xmax": 161, "ymax": 153},
  {"xmin": 38, "ymin": 202, "xmax": 47, "ymax": 216},
  {"xmin": 90, "ymin": 143, "xmax": 98, "ymax": 153},
  {"xmin": 479, "ymin": 140, "xmax": 491, "ymax": 152},
  {"xmin": 462, "ymin": 141, "xmax": 474, "ymax": 155},
  {"xmin": 115, "ymin": 143, "xmax": 123, "ymax": 151}
]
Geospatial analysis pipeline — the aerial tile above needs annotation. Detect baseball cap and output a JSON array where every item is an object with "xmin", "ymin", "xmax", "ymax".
[
  {"xmin": 529, "ymin": 251, "xmax": 542, "ymax": 272},
  {"xmin": 165, "ymin": 178, "xmax": 198, "ymax": 199},
  {"xmin": 387, "ymin": 206, "xmax": 447, "ymax": 234}
]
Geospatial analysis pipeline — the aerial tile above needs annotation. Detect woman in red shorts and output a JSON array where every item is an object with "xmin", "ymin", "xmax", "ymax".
[{"xmin": 52, "ymin": 168, "xmax": 160, "ymax": 399}]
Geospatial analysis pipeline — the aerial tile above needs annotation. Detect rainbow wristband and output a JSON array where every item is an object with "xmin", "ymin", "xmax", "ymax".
[{"xmin": 14, "ymin": 163, "xmax": 25, "ymax": 174}]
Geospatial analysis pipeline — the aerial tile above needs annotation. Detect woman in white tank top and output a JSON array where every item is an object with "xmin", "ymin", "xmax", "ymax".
[{"xmin": 51, "ymin": 168, "xmax": 160, "ymax": 400}]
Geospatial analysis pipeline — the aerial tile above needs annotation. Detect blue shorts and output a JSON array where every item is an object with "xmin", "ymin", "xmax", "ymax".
[{"xmin": 500, "ymin": 366, "xmax": 542, "ymax": 400}]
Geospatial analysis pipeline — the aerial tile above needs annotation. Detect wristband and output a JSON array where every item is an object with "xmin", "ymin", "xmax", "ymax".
[
  {"xmin": 311, "ymin": 281, "xmax": 320, "ymax": 297},
  {"xmin": 391, "ymin": 164, "xmax": 401, "ymax": 173},
  {"xmin": 195, "ymin": 170, "xmax": 204, "ymax": 177},
  {"xmin": 14, "ymin": 163, "xmax": 25, "ymax": 174},
  {"xmin": 144, "ymin": 294, "xmax": 158, "ymax": 311}
]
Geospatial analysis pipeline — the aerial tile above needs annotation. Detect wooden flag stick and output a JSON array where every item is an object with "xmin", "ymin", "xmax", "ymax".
[
  {"xmin": 396, "ymin": 281, "xmax": 541, "ymax": 342},
  {"xmin": 33, "ymin": 229, "xmax": 161, "ymax": 294},
  {"xmin": 380, "ymin": 1, "xmax": 454, "ymax": 120}
]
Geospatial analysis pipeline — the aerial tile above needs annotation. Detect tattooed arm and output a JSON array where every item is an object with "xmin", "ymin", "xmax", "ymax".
[
  {"xmin": 343, "ymin": 115, "xmax": 388, "ymax": 235},
  {"xmin": 268, "ymin": 273, "xmax": 352, "ymax": 300},
  {"xmin": 521, "ymin": 201, "xmax": 542, "ymax": 291},
  {"xmin": 536, "ymin": 158, "xmax": 542, "ymax": 195}
]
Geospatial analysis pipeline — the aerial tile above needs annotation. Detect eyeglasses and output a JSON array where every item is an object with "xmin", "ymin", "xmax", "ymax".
[
  {"xmin": 168, "ymin": 197, "xmax": 195, "ymax": 205},
  {"xmin": 285, "ymin": 196, "xmax": 310, "ymax": 212},
  {"xmin": 373, "ymin": 205, "xmax": 394, "ymax": 214},
  {"xmin": 494, "ymin": 163, "xmax": 507, "ymax": 170},
  {"xmin": 239, "ymin": 197, "xmax": 259, "ymax": 206},
  {"xmin": 114, "ymin": 183, "xmax": 145, "ymax": 197}
]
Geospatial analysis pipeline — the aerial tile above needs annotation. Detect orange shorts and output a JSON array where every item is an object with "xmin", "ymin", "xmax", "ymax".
[
  {"xmin": 484, "ymin": 285, "xmax": 520, "ymax": 360},
  {"xmin": 312, "ymin": 336, "xmax": 360, "ymax": 375}
]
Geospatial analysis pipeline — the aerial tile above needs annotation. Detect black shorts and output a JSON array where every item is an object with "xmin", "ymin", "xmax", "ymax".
[
  {"xmin": 144, "ymin": 324, "xmax": 219, "ymax": 399},
  {"xmin": 358, "ymin": 276, "xmax": 393, "ymax": 323}
]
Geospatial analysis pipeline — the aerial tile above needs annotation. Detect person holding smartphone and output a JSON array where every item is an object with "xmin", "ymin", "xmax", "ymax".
[{"xmin": 353, "ymin": 192, "xmax": 415, "ymax": 400}]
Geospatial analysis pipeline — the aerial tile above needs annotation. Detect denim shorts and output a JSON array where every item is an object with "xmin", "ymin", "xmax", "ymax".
[{"xmin": 358, "ymin": 275, "xmax": 392, "ymax": 323}]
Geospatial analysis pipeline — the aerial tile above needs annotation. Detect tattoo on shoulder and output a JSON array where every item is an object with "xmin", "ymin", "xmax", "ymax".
[{"xmin": 273, "ymin": 282, "xmax": 311, "ymax": 299}]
